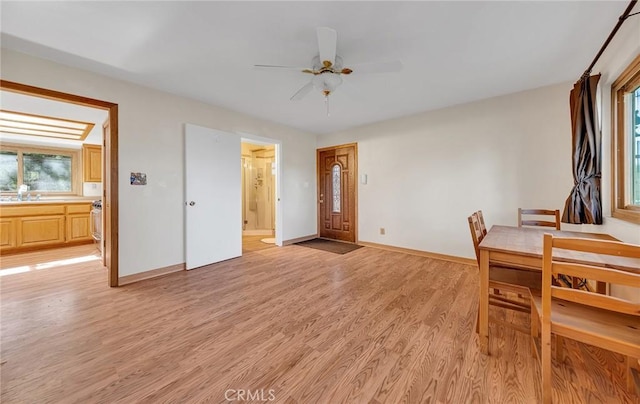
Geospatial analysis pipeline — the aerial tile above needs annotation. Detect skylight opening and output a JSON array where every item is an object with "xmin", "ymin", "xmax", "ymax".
[{"xmin": 0, "ymin": 110, "xmax": 94, "ymax": 141}]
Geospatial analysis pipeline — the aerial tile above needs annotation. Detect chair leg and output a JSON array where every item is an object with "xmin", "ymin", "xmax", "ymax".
[
  {"xmin": 530, "ymin": 303, "xmax": 539, "ymax": 358},
  {"xmin": 541, "ymin": 320, "xmax": 552, "ymax": 404},
  {"xmin": 628, "ymin": 356, "xmax": 640, "ymax": 393},
  {"xmin": 627, "ymin": 356, "xmax": 633, "ymax": 392},
  {"xmin": 555, "ymin": 335, "xmax": 564, "ymax": 363}
]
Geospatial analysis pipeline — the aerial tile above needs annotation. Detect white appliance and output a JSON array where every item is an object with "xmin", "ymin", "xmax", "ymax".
[{"xmin": 91, "ymin": 200, "xmax": 102, "ymax": 251}]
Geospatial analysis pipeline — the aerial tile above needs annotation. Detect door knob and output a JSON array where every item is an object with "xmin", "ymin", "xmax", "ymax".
[{"xmin": 189, "ymin": 201, "xmax": 196, "ymax": 206}]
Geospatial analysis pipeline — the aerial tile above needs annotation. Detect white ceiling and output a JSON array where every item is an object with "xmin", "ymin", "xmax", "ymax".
[{"xmin": 0, "ymin": 1, "xmax": 627, "ymax": 135}]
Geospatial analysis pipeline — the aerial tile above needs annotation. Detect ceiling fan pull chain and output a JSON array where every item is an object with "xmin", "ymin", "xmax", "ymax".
[{"xmin": 325, "ymin": 95, "xmax": 330, "ymax": 116}]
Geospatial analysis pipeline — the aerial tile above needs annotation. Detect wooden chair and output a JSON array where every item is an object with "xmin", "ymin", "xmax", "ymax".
[
  {"xmin": 531, "ymin": 234, "xmax": 640, "ymax": 403},
  {"xmin": 477, "ymin": 210, "xmax": 487, "ymax": 236},
  {"xmin": 468, "ymin": 211, "xmax": 540, "ymax": 334},
  {"xmin": 518, "ymin": 208, "xmax": 560, "ymax": 230}
]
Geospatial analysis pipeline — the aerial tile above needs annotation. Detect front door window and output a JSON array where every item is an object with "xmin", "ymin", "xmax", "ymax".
[{"xmin": 332, "ymin": 164, "xmax": 341, "ymax": 213}]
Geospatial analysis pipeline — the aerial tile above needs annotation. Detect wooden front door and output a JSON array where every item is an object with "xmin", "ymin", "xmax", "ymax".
[{"xmin": 317, "ymin": 143, "xmax": 357, "ymax": 242}]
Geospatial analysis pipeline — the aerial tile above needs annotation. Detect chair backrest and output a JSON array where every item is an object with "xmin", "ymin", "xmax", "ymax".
[
  {"xmin": 468, "ymin": 211, "xmax": 484, "ymax": 265},
  {"xmin": 477, "ymin": 210, "xmax": 487, "ymax": 236},
  {"xmin": 518, "ymin": 208, "xmax": 560, "ymax": 230},
  {"xmin": 542, "ymin": 234, "xmax": 640, "ymax": 319}
]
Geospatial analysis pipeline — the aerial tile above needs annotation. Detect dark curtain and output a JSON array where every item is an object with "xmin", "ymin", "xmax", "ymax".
[{"xmin": 561, "ymin": 74, "xmax": 603, "ymax": 224}]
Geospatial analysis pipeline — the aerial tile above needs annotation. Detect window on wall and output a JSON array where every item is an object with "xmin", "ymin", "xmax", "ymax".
[
  {"xmin": 0, "ymin": 144, "xmax": 79, "ymax": 195},
  {"xmin": 0, "ymin": 151, "xmax": 18, "ymax": 191},
  {"xmin": 612, "ymin": 54, "xmax": 640, "ymax": 224}
]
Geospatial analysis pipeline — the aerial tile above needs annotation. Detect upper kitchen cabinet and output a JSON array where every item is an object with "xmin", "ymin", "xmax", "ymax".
[{"xmin": 82, "ymin": 144, "xmax": 102, "ymax": 182}]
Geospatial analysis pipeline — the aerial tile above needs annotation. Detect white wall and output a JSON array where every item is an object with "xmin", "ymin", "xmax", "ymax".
[
  {"xmin": 1, "ymin": 49, "xmax": 317, "ymax": 277},
  {"xmin": 319, "ymin": 82, "xmax": 575, "ymax": 258},
  {"xmin": 82, "ymin": 182, "xmax": 102, "ymax": 198}
]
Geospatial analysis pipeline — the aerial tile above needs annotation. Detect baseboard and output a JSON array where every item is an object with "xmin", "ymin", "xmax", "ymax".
[
  {"xmin": 119, "ymin": 262, "xmax": 185, "ymax": 286},
  {"xmin": 358, "ymin": 241, "xmax": 476, "ymax": 266},
  {"xmin": 283, "ymin": 234, "xmax": 317, "ymax": 246}
]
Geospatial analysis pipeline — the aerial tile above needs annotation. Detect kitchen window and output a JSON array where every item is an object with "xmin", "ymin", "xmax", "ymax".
[
  {"xmin": 611, "ymin": 53, "xmax": 640, "ymax": 224},
  {"xmin": 0, "ymin": 143, "xmax": 80, "ymax": 196}
]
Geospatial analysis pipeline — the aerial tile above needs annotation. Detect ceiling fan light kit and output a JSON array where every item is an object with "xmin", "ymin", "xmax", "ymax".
[
  {"xmin": 255, "ymin": 26, "xmax": 402, "ymax": 115},
  {"xmin": 312, "ymin": 72, "xmax": 342, "ymax": 96}
]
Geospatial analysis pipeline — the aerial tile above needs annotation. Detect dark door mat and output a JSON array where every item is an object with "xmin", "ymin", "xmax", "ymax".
[{"xmin": 294, "ymin": 238, "xmax": 364, "ymax": 254}]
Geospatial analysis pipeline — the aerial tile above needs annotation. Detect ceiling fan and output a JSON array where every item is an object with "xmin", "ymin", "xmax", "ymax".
[{"xmin": 255, "ymin": 27, "xmax": 402, "ymax": 114}]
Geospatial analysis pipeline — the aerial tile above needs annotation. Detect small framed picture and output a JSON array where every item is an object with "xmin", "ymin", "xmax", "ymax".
[{"xmin": 130, "ymin": 172, "xmax": 147, "ymax": 185}]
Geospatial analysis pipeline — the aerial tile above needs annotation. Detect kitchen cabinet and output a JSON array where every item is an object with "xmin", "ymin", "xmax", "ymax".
[
  {"xmin": 0, "ymin": 202, "xmax": 93, "ymax": 253},
  {"xmin": 83, "ymin": 144, "xmax": 102, "ymax": 182},
  {"xmin": 0, "ymin": 218, "xmax": 17, "ymax": 250},
  {"xmin": 66, "ymin": 204, "xmax": 92, "ymax": 242},
  {"xmin": 19, "ymin": 215, "xmax": 66, "ymax": 247}
]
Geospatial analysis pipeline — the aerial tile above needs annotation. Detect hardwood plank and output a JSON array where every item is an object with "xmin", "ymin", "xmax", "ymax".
[{"xmin": 1, "ymin": 244, "xmax": 638, "ymax": 403}]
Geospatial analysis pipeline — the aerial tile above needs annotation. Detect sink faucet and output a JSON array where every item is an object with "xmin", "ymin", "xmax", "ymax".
[{"xmin": 17, "ymin": 184, "xmax": 28, "ymax": 201}]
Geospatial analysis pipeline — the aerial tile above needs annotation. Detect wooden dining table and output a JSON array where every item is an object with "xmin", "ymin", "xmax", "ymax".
[{"xmin": 477, "ymin": 225, "xmax": 640, "ymax": 355}]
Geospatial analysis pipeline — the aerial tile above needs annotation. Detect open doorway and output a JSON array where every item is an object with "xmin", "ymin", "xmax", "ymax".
[
  {"xmin": 239, "ymin": 132, "xmax": 282, "ymax": 253},
  {"xmin": 0, "ymin": 80, "xmax": 119, "ymax": 286},
  {"xmin": 241, "ymin": 141, "xmax": 276, "ymax": 253}
]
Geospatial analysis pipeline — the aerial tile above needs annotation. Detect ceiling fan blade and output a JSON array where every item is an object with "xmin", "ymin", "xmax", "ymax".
[
  {"xmin": 350, "ymin": 60, "xmax": 403, "ymax": 74},
  {"xmin": 254, "ymin": 64, "xmax": 309, "ymax": 71},
  {"xmin": 317, "ymin": 27, "xmax": 337, "ymax": 67},
  {"xmin": 290, "ymin": 81, "xmax": 314, "ymax": 101}
]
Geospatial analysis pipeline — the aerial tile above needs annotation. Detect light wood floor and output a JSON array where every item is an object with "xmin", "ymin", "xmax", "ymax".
[
  {"xmin": 243, "ymin": 235, "xmax": 277, "ymax": 253},
  {"xmin": 1, "ymin": 244, "xmax": 638, "ymax": 403}
]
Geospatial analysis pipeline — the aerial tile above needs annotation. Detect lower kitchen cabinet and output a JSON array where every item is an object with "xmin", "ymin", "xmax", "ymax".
[
  {"xmin": 0, "ymin": 202, "xmax": 94, "ymax": 253},
  {"xmin": 67, "ymin": 214, "xmax": 91, "ymax": 242},
  {"xmin": 19, "ymin": 215, "xmax": 66, "ymax": 247},
  {"xmin": 0, "ymin": 218, "xmax": 17, "ymax": 250}
]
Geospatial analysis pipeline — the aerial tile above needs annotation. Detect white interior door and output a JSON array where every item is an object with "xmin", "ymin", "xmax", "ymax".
[{"xmin": 185, "ymin": 124, "xmax": 241, "ymax": 270}]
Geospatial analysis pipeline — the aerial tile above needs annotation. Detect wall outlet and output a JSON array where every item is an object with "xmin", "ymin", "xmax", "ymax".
[{"xmin": 380, "ymin": 227, "xmax": 385, "ymax": 235}]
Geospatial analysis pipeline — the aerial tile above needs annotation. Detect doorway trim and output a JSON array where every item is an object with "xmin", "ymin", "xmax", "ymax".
[
  {"xmin": 238, "ymin": 132, "xmax": 283, "ymax": 247},
  {"xmin": 0, "ymin": 80, "xmax": 119, "ymax": 287},
  {"xmin": 316, "ymin": 142, "xmax": 358, "ymax": 243}
]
